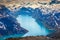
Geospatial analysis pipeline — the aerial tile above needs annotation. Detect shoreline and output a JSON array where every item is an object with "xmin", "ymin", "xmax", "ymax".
[{"xmin": 6, "ymin": 36, "xmax": 60, "ymax": 40}]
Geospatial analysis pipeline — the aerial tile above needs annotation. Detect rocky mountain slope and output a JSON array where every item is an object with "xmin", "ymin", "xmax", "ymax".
[{"xmin": 0, "ymin": 5, "xmax": 28, "ymax": 40}]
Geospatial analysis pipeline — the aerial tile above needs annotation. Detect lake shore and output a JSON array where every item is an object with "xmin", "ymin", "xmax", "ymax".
[{"xmin": 6, "ymin": 36, "xmax": 60, "ymax": 40}]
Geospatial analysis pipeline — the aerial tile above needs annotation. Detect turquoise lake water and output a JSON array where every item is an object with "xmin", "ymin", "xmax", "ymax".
[{"xmin": 17, "ymin": 15, "xmax": 51, "ymax": 37}]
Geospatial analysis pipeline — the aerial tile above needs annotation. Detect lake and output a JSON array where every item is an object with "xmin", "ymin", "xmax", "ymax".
[{"xmin": 16, "ymin": 15, "xmax": 51, "ymax": 37}]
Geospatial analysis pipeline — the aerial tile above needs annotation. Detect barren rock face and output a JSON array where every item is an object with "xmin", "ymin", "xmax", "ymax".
[{"xmin": 0, "ymin": 0, "xmax": 60, "ymax": 9}]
